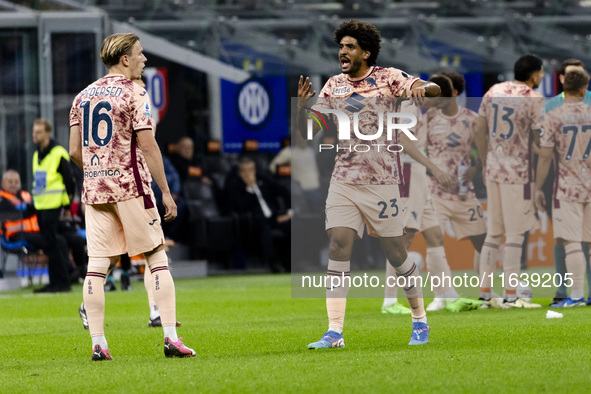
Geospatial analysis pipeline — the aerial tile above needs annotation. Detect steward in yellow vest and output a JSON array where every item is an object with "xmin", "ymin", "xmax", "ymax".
[
  {"xmin": 32, "ymin": 141, "xmax": 73, "ymax": 210},
  {"xmin": 31, "ymin": 119, "xmax": 74, "ymax": 293}
]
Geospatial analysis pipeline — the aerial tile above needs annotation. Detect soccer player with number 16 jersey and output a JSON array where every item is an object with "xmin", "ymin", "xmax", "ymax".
[{"xmin": 69, "ymin": 33, "xmax": 195, "ymax": 360}]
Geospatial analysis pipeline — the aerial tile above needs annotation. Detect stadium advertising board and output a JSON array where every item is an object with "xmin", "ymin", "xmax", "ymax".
[{"xmin": 221, "ymin": 76, "xmax": 288, "ymax": 153}]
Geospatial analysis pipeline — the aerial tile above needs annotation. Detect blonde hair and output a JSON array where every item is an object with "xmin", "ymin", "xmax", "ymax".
[
  {"xmin": 100, "ymin": 33, "xmax": 140, "ymax": 68},
  {"xmin": 34, "ymin": 118, "xmax": 52, "ymax": 133}
]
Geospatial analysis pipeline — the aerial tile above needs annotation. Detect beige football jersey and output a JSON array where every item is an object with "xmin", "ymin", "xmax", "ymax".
[
  {"xmin": 425, "ymin": 106, "xmax": 479, "ymax": 201},
  {"xmin": 478, "ymin": 81, "xmax": 544, "ymax": 184},
  {"xmin": 70, "ymin": 74, "xmax": 156, "ymax": 204},
  {"xmin": 312, "ymin": 66, "xmax": 419, "ymax": 185},
  {"xmin": 541, "ymin": 100, "xmax": 591, "ymax": 203}
]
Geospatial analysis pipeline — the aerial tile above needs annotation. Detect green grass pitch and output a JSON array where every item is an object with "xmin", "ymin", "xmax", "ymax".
[{"xmin": 1, "ymin": 274, "xmax": 589, "ymax": 393}]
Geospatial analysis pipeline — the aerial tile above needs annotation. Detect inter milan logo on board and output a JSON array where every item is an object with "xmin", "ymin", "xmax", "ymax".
[{"xmin": 236, "ymin": 79, "xmax": 272, "ymax": 129}]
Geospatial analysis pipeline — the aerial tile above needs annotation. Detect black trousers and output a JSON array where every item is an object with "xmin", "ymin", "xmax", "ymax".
[
  {"xmin": 37, "ymin": 208, "xmax": 70, "ymax": 288},
  {"xmin": 60, "ymin": 229, "xmax": 88, "ymax": 279},
  {"xmin": 254, "ymin": 215, "xmax": 291, "ymax": 271}
]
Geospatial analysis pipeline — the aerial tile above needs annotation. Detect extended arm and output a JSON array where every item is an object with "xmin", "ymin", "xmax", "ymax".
[
  {"xmin": 399, "ymin": 133, "xmax": 453, "ymax": 189},
  {"xmin": 410, "ymin": 80, "xmax": 441, "ymax": 98},
  {"xmin": 69, "ymin": 125, "xmax": 83, "ymax": 170}
]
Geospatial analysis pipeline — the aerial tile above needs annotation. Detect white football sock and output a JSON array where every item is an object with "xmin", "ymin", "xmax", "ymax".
[{"xmin": 92, "ymin": 336, "xmax": 108, "ymax": 349}]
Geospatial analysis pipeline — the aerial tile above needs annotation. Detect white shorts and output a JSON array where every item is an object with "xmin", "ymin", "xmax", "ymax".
[
  {"xmin": 432, "ymin": 196, "xmax": 487, "ymax": 240},
  {"xmin": 325, "ymin": 182, "xmax": 405, "ymax": 238},
  {"xmin": 486, "ymin": 180, "xmax": 539, "ymax": 237},
  {"xmin": 552, "ymin": 200, "xmax": 591, "ymax": 242},
  {"xmin": 85, "ymin": 195, "xmax": 165, "ymax": 257}
]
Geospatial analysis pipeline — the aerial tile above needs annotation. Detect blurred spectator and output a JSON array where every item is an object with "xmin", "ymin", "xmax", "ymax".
[
  {"xmin": 31, "ymin": 119, "xmax": 74, "ymax": 293},
  {"xmin": 291, "ymin": 134, "xmax": 322, "ymax": 213},
  {"xmin": 316, "ymin": 133, "xmax": 337, "ymax": 202},
  {"xmin": 225, "ymin": 157, "xmax": 291, "ymax": 272},
  {"xmin": 269, "ymin": 137, "xmax": 291, "ymax": 172},
  {"xmin": 270, "ymin": 134, "xmax": 322, "ymax": 213},
  {"xmin": 170, "ymin": 136, "xmax": 199, "ymax": 183},
  {"xmin": 58, "ymin": 204, "xmax": 88, "ymax": 281},
  {"xmin": 152, "ymin": 155, "xmax": 187, "ymax": 243},
  {"xmin": 0, "ymin": 169, "xmax": 87, "ymax": 281},
  {"xmin": 0, "ymin": 169, "xmax": 44, "ymax": 251}
]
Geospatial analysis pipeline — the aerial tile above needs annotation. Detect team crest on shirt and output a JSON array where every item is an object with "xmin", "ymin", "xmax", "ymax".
[
  {"xmin": 332, "ymin": 86, "xmax": 352, "ymax": 96},
  {"xmin": 462, "ymin": 120, "xmax": 469, "ymax": 128}
]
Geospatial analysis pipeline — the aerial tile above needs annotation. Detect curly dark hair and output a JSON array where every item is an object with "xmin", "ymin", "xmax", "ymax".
[
  {"xmin": 440, "ymin": 71, "xmax": 466, "ymax": 95},
  {"xmin": 334, "ymin": 20, "xmax": 381, "ymax": 66},
  {"xmin": 428, "ymin": 74, "xmax": 453, "ymax": 98},
  {"xmin": 514, "ymin": 54, "xmax": 542, "ymax": 82}
]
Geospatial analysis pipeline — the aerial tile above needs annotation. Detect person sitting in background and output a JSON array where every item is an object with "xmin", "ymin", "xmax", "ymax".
[
  {"xmin": 290, "ymin": 134, "xmax": 322, "ymax": 213},
  {"xmin": 170, "ymin": 136, "xmax": 200, "ymax": 184},
  {"xmin": 58, "ymin": 205, "xmax": 88, "ymax": 282},
  {"xmin": 269, "ymin": 135, "xmax": 322, "ymax": 213},
  {"xmin": 225, "ymin": 156, "xmax": 292, "ymax": 272},
  {"xmin": 269, "ymin": 137, "xmax": 291, "ymax": 173},
  {"xmin": 0, "ymin": 169, "xmax": 44, "ymax": 258},
  {"xmin": 152, "ymin": 155, "xmax": 187, "ymax": 243},
  {"xmin": 1, "ymin": 170, "xmax": 88, "ymax": 282}
]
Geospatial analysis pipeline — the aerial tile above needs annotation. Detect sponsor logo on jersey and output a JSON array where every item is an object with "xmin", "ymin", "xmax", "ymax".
[
  {"xmin": 84, "ymin": 169, "xmax": 122, "ymax": 179},
  {"xmin": 90, "ymin": 154, "xmax": 100, "ymax": 166},
  {"xmin": 332, "ymin": 86, "xmax": 352, "ymax": 96}
]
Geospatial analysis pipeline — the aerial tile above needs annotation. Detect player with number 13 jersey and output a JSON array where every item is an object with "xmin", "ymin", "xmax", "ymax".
[{"xmin": 69, "ymin": 75, "xmax": 155, "ymax": 205}]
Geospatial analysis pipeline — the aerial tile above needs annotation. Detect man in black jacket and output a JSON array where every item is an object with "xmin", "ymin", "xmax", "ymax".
[{"xmin": 226, "ymin": 157, "xmax": 291, "ymax": 272}]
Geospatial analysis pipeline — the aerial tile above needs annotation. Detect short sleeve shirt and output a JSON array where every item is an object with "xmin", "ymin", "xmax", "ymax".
[
  {"xmin": 426, "ymin": 107, "xmax": 479, "ymax": 201},
  {"xmin": 312, "ymin": 66, "xmax": 419, "ymax": 185},
  {"xmin": 541, "ymin": 100, "xmax": 591, "ymax": 203},
  {"xmin": 69, "ymin": 74, "xmax": 155, "ymax": 204},
  {"xmin": 478, "ymin": 81, "xmax": 544, "ymax": 184}
]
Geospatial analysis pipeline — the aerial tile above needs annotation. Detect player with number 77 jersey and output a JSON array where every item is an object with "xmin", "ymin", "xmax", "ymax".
[{"xmin": 535, "ymin": 68, "xmax": 591, "ymax": 307}]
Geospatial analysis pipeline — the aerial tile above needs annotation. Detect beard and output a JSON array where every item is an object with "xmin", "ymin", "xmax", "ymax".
[{"xmin": 343, "ymin": 57, "xmax": 364, "ymax": 75}]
